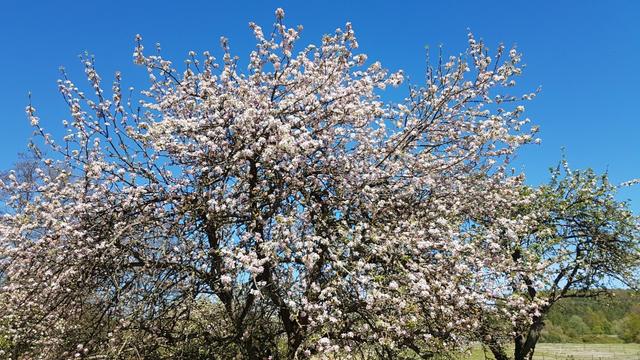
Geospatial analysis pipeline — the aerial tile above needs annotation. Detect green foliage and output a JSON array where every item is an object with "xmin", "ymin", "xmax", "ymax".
[
  {"xmin": 540, "ymin": 322, "xmax": 571, "ymax": 343},
  {"xmin": 582, "ymin": 309, "xmax": 609, "ymax": 334},
  {"xmin": 580, "ymin": 335, "xmax": 624, "ymax": 344},
  {"xmin": 540, "ymin": 291, "xmax": 640, "ymax": 343},
  {"xmin": 618, "ymin": 304, "xmax": 640, "ymax": 343},
  {"xmin": 565, "ymin": 316, "xmax": 590, "ymax": 338}
]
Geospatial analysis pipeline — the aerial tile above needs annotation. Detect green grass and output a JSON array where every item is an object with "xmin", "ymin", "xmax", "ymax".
[{"xmin": 465, "ymin": 343, "xmax": 640, "ymax": 360}]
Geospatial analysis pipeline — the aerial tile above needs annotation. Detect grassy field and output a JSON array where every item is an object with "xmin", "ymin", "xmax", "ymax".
[{"xmin": 466, "ymin": 343, "xmax": 640, "ymax": 360}]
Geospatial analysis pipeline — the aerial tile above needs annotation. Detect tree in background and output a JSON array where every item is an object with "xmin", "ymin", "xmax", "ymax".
[
  {"xmin": 483, "ymin": 163, "xmax": 640, "ymax": 360},
  {"xmin": 619, "ymin": 304, "xmax": 640, "ymax": 343},
  {"xmin": 0, "ymin": 8, "xmax": 541, "ymax": 360},
  {"xmin": 0, "ymin": 152, "xmax": 46, "ymax": 213},
  {"xmin": 539, "ymin": 290, "xmax": 639, "ymax": 344}
]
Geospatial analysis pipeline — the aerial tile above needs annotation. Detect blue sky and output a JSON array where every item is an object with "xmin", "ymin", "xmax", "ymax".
[{"xmin": 0, "ymin": 0, "xmax": 638, "ymax": 208}]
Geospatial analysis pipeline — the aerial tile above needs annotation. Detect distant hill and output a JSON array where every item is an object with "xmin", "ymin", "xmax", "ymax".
[{"xmin": 541, "ymin": 290, "xmax": 640, "ymax": 343}]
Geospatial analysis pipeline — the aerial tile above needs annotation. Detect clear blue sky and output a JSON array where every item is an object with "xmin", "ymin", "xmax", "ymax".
[{"xmin": 0, "ymin": 0, "xmax": 638, "ymax": 208}]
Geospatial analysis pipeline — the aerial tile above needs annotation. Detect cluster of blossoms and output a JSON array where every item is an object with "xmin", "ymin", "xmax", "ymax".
[{"xmin": 0, "ymin": 9, "xmax": 544, "ymax": 359}]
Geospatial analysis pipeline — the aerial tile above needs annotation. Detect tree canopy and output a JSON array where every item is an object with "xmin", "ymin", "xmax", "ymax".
[
  {"xmin": 0, "ymin": 8, "xmax": 637, "ymax": 360},
  {"xmin": 481, "ymin": 163, "xmax": 640, "ymax": 360}
]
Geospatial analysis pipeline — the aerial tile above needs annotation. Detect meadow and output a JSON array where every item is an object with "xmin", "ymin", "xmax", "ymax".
[{"xmin": 467, "ymin": 343, "xmax": 640, "ymax": 360}]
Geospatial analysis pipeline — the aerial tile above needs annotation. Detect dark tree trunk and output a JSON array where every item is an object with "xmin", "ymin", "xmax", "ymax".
[
  {"xmin": 514, "ymin": 318, "xmax": 544, "ymax": 360},
  {"xmin": 487, "ymin": 343, "xmax": 511, "ymax": 360}
]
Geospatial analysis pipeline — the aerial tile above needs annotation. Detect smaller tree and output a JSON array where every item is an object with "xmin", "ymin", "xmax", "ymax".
[
  {"xmin": 618, "ymin": 304, "xmax": 640, "ymax": 343},
  {"xmin": 483, "ymin": 161, "xmax": 640, "ymax": 360},
  {"xmin": 564, "ymin": 315, "xmax": 589, "ymax": 338},
  {"xmin": 582, "ymin": 308, "xmax": 609, "ymax": 334}
]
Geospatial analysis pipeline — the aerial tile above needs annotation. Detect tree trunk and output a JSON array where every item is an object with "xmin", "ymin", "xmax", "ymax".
[
  {"xmin": 487, "ymin": 343, "xmax": 511, "ymax": 360},
  {"xmin": 514, "ymin": 318, "xmax": 544, "ymax": 360}
]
